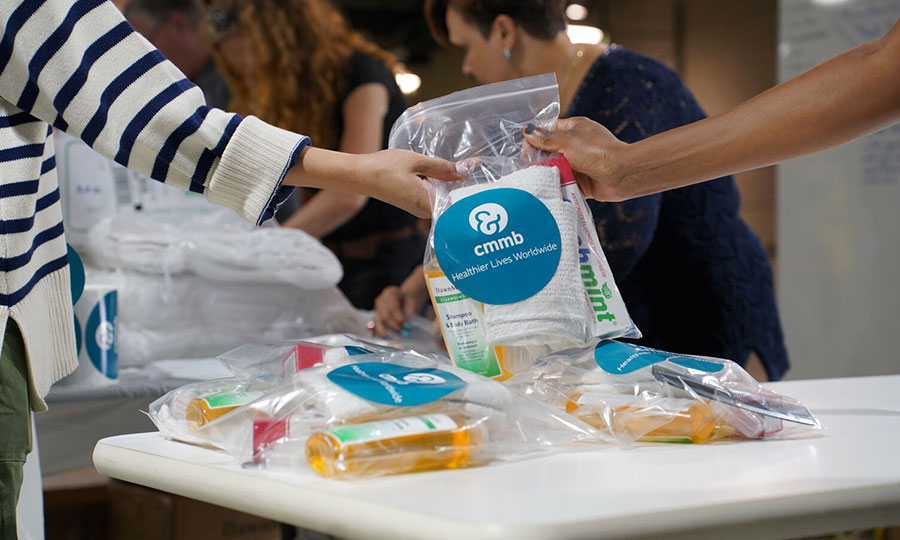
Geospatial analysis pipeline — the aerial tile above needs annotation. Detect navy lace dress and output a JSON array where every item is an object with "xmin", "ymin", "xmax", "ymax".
[{"xmin": 569, "ymin": 46, "xmax": 789, "ymax": 379}]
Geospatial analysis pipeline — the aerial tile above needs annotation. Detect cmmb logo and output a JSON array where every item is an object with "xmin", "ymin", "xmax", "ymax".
[{"xmin": 468, "ymin": 203, "xmax": 508, "ymax": 235}]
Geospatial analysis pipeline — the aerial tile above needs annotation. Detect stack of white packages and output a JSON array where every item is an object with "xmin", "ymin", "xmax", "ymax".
[{"xmin": 83, "ymin": 213, "xmax": 368, "ymax": 367}]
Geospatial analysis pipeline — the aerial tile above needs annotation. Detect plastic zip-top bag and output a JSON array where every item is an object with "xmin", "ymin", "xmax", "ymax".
[
  {"xmin": 149, "ymin": 342, "xmax": 601, "ymax": 480},
  {"xmin": 389, "ymin": 74, "xmax": 639, "ymax": 379},
  {"xmin": 507, "ymin": 340, "xmax": 822, "ymax": 446}
]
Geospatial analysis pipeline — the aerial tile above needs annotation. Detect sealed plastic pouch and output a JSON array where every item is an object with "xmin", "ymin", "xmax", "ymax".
[
  {"xmin": 389, "ymin": 74, "xmax": 638, "ymax": 379},
  {"xmin": 148, "ymin": 376, "xmax": 278, "ymax": 449},
  {"xmin": 509, "ymin": 340, "xmax": 821, "ymax": 446},
  {"xmin": 152, "ymin": 344, "xmax": 600, "ymax": 479}
]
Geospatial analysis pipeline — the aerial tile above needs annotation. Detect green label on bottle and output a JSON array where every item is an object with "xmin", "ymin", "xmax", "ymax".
[
  {"xmin": 203, "ymin": 391, "xmax": 263, "ymax": 409},
  {"xmin": 326, "ymin": 414, "xmax": 457, "ymax": 446},
  {"xmin": 428, "ymin": 274, "xmax": 501, "ymax": 378}
]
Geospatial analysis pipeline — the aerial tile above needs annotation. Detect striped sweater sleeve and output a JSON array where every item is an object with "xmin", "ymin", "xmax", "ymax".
[{"xmin": 0, "ymin": 0, "xmax": 307, "ymax": 225}]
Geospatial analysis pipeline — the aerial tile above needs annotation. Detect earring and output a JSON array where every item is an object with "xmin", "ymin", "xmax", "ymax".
[{"xmin": 503, "ymin": 47, "xmax": 512, "ymax": 61}]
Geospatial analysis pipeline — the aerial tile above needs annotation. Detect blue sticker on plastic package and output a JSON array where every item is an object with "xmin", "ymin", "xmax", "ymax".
[
  {"xmin": 344, "ymin": 346, "xmax": 373, "ymax": 356},
  {"xmin": 667, "ymin": 355, "xmax": 724, "ymax": 372},
  {"xmin": 67, "ymin": 244, "xmax": 85, "ymax": 305},
  {"xmin": 327, "ymin": 362, "xmax": 466, "ymax": 406},
  {"xmin": 433, "ymin": 188, "xmax": 561, "ymax": 305},
  {"xmin": 594, "ymin": 341, "xmax": 724, "ymax": 374},
  {"xmin": 73, "ymin": 314, "xmax": 82, "ymax": 356},
  {"xmin": 85, "ymin": 291, "xmax": 117, "ymax": 379}
]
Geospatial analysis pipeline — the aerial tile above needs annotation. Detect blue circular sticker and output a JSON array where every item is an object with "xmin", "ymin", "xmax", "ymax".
[
  {"xmin": 73, "ymin": 314, "xmax": 82, "ymax": 356},
  {"xmin": 433, "ymin": 188, "xmax": 561, "ymax": 305},
  {"xmin": 594, "ymin": 341, "xmax": 724, "ymax": 374},
  {"xmin": 67, "ymin": 244, "xmax": 85, "ymax": 305},
  {"xmin": 327, "ymin": 362, "xmax": 466, "ymax": 406},
  {"xmin": 85, "ymin": 291, "xmax": 117, "ymax": 379},
  {"xmin": 668, "ymin": 355, "xmax": 725, "ymax": 372}
]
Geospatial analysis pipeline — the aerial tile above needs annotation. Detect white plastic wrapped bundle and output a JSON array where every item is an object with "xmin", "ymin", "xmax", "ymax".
[
  {"xmin": 85, "ymin": 213, "xmax": 343, "ymax": 290},
  {"xmin": 89, "ymin": 269, "xmax": 369, "ymax": 366}
]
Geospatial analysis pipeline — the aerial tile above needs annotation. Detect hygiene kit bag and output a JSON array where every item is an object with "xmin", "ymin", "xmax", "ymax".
[
  {"xmin": 149, "ymin": 341, "xmax": 599, "ymax": 479},
  {"xmin": 389, "ymin": 74, "xmax": 639, "ymax": 379}
]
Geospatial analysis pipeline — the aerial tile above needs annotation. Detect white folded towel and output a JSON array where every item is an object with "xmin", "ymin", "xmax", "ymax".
[
  {"xmin": 444, "ymin": 166, "xmax": 586, "ymax": 348},
  {"xmin": 484, "ymin": 198, "xmax": 586, "ymax": 347},
  {"xmin": 449, "ymin": 165, "xmax": 562, "ymax": 204}
]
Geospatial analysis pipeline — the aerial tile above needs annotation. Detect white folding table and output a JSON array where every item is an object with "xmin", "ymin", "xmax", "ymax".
[{"xmin": 93, "ymin": 375, "xmax": 900, "ymax": 539}]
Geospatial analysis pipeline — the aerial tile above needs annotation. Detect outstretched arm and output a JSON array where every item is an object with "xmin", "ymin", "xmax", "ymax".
[
  {"xmin": 0, "ymin": 0, "xmax": 460, "ymax": 224},
  {"xmin": 286, "ymin": 147, "xmax": 464, "ymax": 219},
  {"xmin": 526, "ymin": 18, "xmax": 900, "ymax": 201}
]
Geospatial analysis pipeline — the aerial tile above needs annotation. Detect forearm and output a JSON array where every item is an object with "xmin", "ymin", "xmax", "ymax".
[
  {"xmin": 401, "ymin": 265, "xmax": 428, "ymax": 300},
  {"xmin": 616, "ymin": 21, "xmax": 900, "ymax": 198},
  {"xmin": 281, "ymin": 191, "xmax": 368, "ymax": 237},
  {"xmin": 284, "ymin": 147, "xmax": 368, "ymax": 193}
]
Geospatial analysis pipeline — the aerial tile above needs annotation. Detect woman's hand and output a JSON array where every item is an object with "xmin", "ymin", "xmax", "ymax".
[
  {"xmin": 372, "ymin": 267, "xmax": 429, "ymax": 337},
  {"xmin": 287, "ymin": 147, "xmax": 468, "ymax": 218},
  {"xmin": 523, "ymin": 117, "xmax": 631, "ymax": 202},
  {"xmin": 357, "ymin": 150, "xmax": 469, "ymax": 217}
]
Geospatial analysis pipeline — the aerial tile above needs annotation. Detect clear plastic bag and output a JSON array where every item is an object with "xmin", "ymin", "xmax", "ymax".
[
  {"xmin": 86, "ymin": 213, "xmax": 343, "ymax": 290},
  {"xmin": 149, "ymin": 345, "xmax": 600, "ymax": 480},
  {"xmin": 389, "ymin": 74, "xmax": 638, "ymax": 379},
  {"xmin": 148, "ymin": 376, "xmax": 279, "ymax": 449},
  {"xmin": 217, "ymin": 339, "xmax": 385, "ymax": 380},
  {"xmin": 89, "ymin": 268, "xmax": 369, "ymax": 367},
  {"xmin": 508, "ymin": 340, "xmax": 822, "ymax": 446}
]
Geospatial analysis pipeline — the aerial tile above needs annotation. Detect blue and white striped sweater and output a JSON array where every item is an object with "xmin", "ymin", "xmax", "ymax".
[{"xmin": 1, "ymin": 0, "xmax": 308, "ymax": 409}]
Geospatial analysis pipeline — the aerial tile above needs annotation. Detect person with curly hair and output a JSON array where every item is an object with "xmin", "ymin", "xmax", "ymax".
[
  {"xmin": 0, "ymin": 0, "xmax": 464, "ymax": 534},
  {"xmin": 206, "ymin": 0, "xmax": 426, "ymax": 309}
]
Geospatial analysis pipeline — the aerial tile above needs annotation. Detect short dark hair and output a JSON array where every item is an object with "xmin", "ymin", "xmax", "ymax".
[
  {"xmin": 125, "ymin": 0, "xmax": 203, "ymax": 24},
  {"xmin": 425, "ymin": 0, "xmax": 567, "ymax": 50}
]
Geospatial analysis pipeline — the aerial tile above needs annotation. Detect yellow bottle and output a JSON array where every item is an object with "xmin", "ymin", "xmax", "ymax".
[
  {"xmin": 185, "ymin": 391, "xmax": 263, "ymax": 429},
  {"xmin": 306, "ymin": 412, "xmax": 487, "ymax": 479},
  {"xmin": 566, "ymin": 395, "xmax": 734, "ymax": 444}
]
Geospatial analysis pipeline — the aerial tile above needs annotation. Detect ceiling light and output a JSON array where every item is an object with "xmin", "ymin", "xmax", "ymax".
[
  {"xmin": 395, "ymin": 72, "xmax": 422, "ymax": 95},
  {"xmin": 566, "ymin": 3, "xmax": 589, "ymax": 21},
  {"xmin": 567, "ymin": 25, "xmax": 603, "ymax": 45}
]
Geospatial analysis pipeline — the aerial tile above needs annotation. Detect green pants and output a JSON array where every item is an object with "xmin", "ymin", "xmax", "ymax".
[{"xmin": 0, "ymin": 321, "xmax": 31, "ymax": 540}]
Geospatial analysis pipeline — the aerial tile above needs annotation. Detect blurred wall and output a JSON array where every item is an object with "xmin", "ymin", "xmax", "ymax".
[{"xmin": 597, "ymin": 0, "xmax": 778, "ymax": 261}]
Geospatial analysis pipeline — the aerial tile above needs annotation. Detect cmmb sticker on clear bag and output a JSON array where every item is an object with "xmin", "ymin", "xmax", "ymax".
[{"xmin": 389, "ymin": 74, "xmax": 639, "ymax": 378}]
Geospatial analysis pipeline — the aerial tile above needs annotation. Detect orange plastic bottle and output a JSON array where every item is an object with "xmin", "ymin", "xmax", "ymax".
[
  {"xmin": 185, "ymin": 391, "xmax": 263, "ymax": 429},
  {"xmin": 305, "ymin": 412, "xmax": 487, "ymax": 479},
  {"xmin": 566, "ymin": 395, "xmax": 734, "ymax": 444}
]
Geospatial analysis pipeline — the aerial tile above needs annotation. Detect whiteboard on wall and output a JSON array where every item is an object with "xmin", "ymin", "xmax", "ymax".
[{"xmin": 777, "ymin": 0, "xmax": 900, "ymax": 379}]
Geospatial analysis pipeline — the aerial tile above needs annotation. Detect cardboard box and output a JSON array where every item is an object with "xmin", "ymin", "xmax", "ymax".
[{"xmin": 107, "ymin": 480, "xmax": 281, "ymax": 540}]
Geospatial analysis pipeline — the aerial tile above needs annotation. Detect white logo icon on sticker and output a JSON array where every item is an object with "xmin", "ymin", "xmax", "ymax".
[
  {"xmin": 402, "ymin": 373, "xmax": 446, "ymax": 385},
  {"xmin": 378, "ymin": 372, "xmax": 447, "ymax": 385},
  {"xmin": 96, "ymin": 321, "xmax": 115, "ymax": 350},
  {"xmin": 469, "ymin": 203, "xmax": 508, "ymax": 236}
]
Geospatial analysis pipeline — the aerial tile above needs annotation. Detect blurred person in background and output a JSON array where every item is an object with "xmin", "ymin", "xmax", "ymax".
[
  {"xmin": 125, "ymin": 0, "xmax": 230, "ymax": 108},
  {"xmin": 0, "ymin": 1, "xmax": 462, "ymax": 533},
  {"xmin": 205, "ymin": 0, "xmax": 424, "ymax": 310},
  {"xmin": 375, "ymin": 0, "xmax": 788, "ymax": 382}
]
